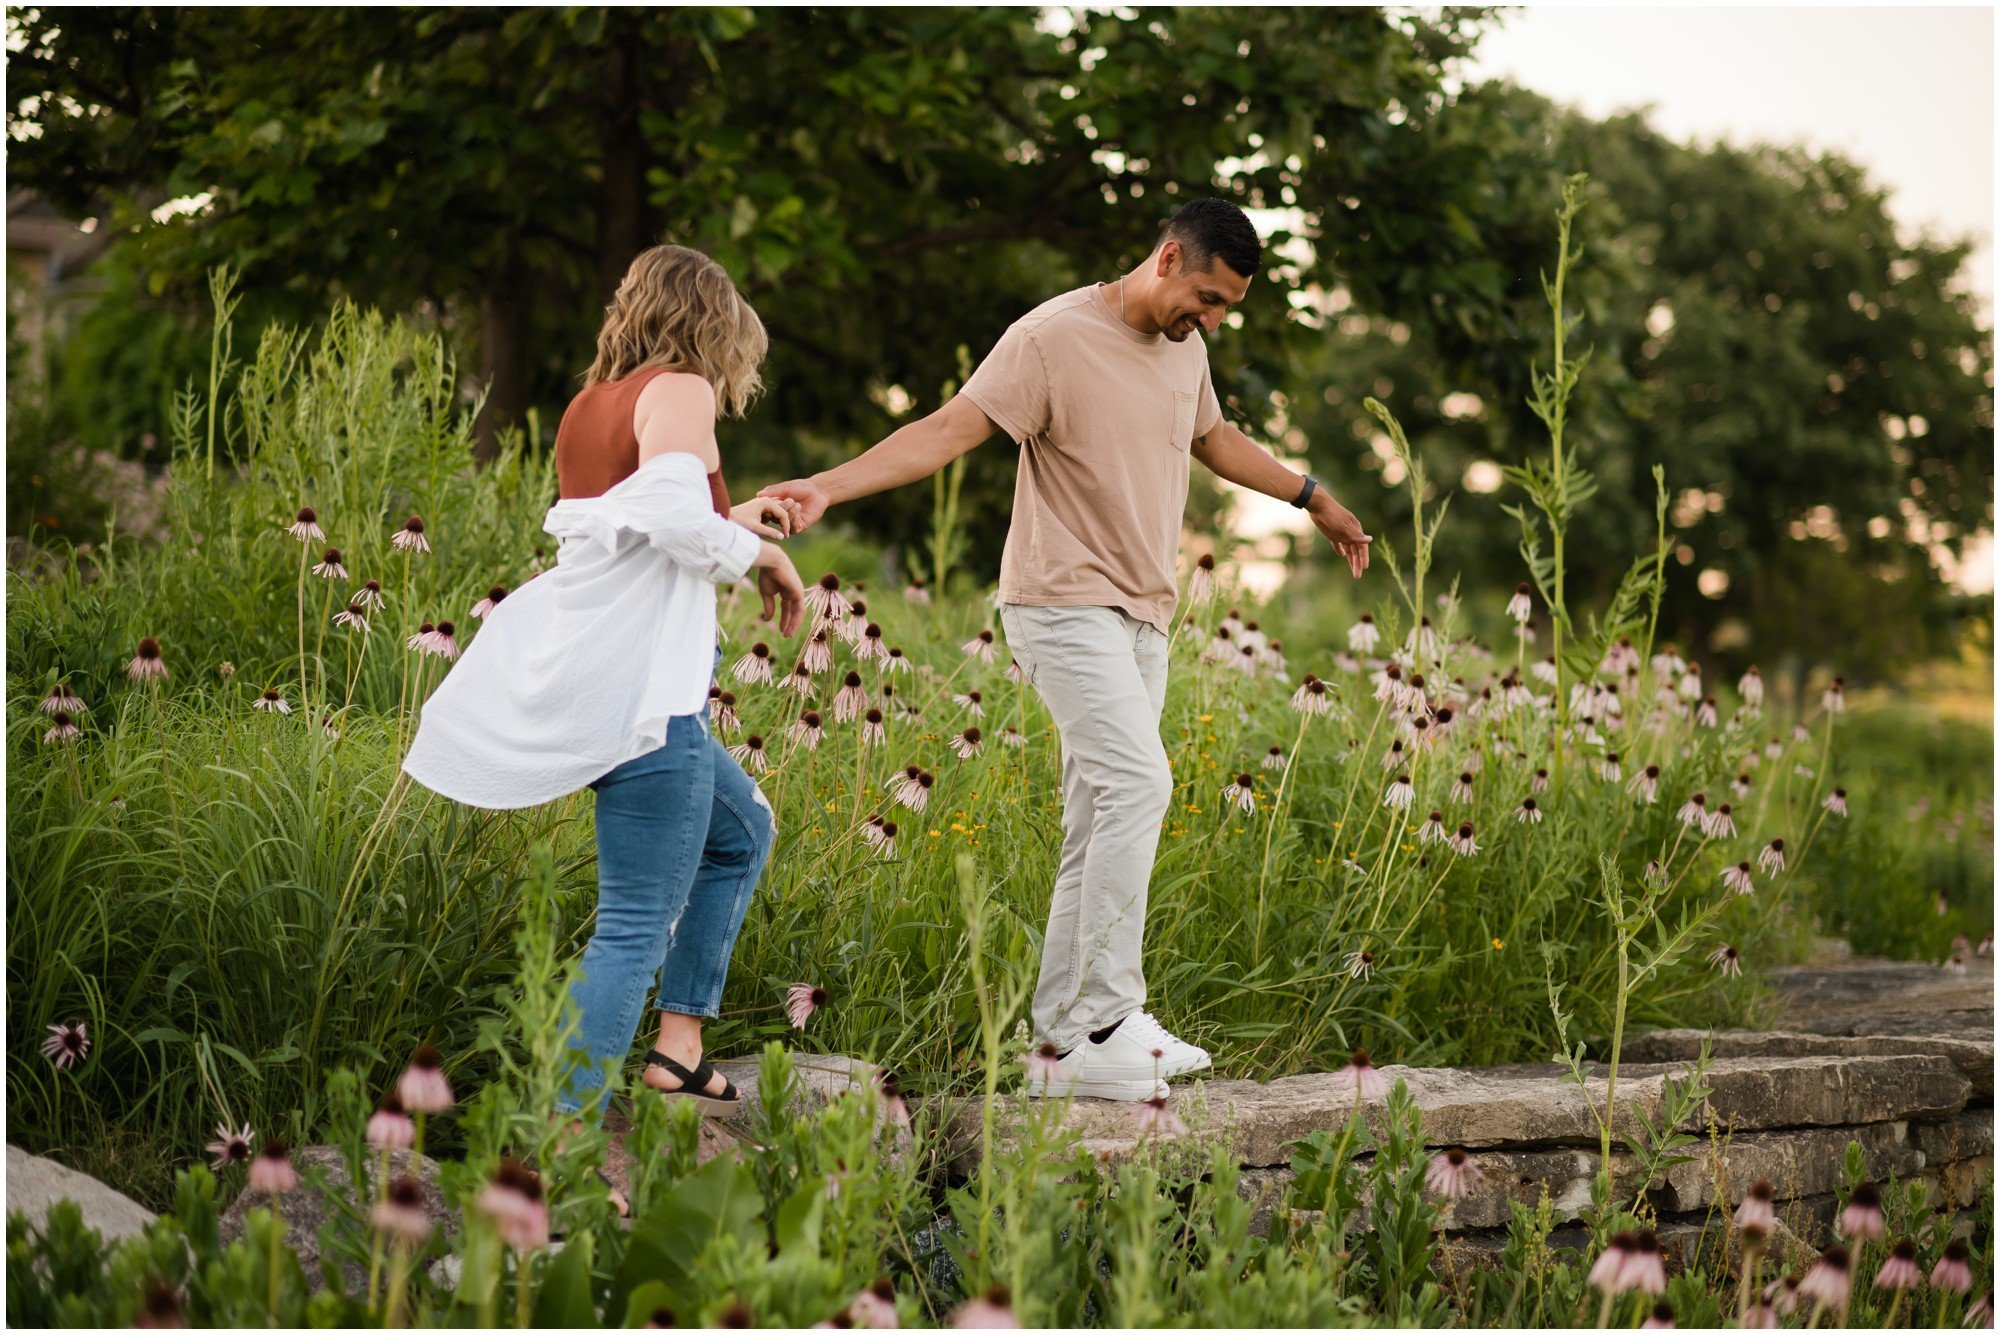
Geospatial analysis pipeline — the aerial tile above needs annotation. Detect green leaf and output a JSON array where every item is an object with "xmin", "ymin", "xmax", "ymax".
[
  {"xmin": 532, "ymin": 1230, "xmax": 596, "ymax": 1328},
  {"xmin": 607, "ymin": 1153, "xmax": 759, "ymax": 1317}
]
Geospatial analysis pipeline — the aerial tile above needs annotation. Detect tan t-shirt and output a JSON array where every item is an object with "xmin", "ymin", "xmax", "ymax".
[{"xmin": 959, "ymin": 284, "xmax": 1222, "ymax": 634}]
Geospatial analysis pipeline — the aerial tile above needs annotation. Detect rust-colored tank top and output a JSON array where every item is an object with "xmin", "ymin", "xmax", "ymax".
[{"xmin": 554, "ymin": 365, "xmax": 732, "ymax": 515}]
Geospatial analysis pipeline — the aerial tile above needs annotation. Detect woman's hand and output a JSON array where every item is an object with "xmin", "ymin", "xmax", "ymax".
[
  {"xmin": 753, "ymin": 541, "xmax": 806, "ymax": 636},
  {"xmin": 731, "ymin": 496, "xmax": 799, "ymax": 540}
]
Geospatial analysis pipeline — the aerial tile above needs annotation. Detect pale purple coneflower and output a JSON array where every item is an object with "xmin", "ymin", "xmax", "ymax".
[
  {"xmin": 371, "ymin": 1174, "xmax": 431, "ymax": 1244},
  {"xmin": 1261, "ymin": 744, "xmax": 1287, "ymax": 772},
  {"xmin": 1676, "ymin": 792, "xmax": 1708, "ymax": 828},
  {"xmin": 1731, "ymin": 772, "xmax": 1752, "ymax": 799},
  {"xmin": 1643, "ymin": 858, "xmax": 1667, "ymax": 888},
  {"xmin": 860, "ymin": 708, "xmax": 886, "ymax": 747},
  {"xmin": 1740, "ymin": 666, "xmax": 1764, "ymax": 707},
  {"xmin": 1449, "ymin": 821, "xmax": 1480, "ymax": 856},
  {"xmin": 254, "ymin": 688, "xmax": 292, "ymax": 714},
  {"xmin": 391, "ymin": 516, "xmax": 430, "ymax": 553},
  {"xmin": 1967, "ymin": 1292, "xmax": 1992, "ymax": 1328},
  {"xmin": 1371, "ymin": 662, "xmax": 1402, "ymax": 702},
  {"xmin": 1347, "ymin": 613, "xmax": 1380, "ymax": 653},
  {"xmin": 1418, "ymin": 810, "xmax": 1448, "ymax": 845},
  {"xmin": 1344, "ymin": 948, "xmax": 1376, "ymax": 981},
  {"xmin": 952, "ymin": 728, "xmax": 984, "ymax": 760},
  {"xmin": 710, "ymin": 690, "xmax": 740, "ymax": 732},
  {"xmin": 1763, "ymin": 1274, "xmax": 1802, "ymax": 1317},
  {"xmin": 962, "ymin": 629, "xmax": 997, "ymax": 664},
  {"xmin": 734, "ymin": 642, "xmax": 775, "ymax": 686},
  {"xmin": 1823, "ymin": 675, "xmax": 1846, "ymax": 713},
  {"xmin": 803, "ymin": 630, "xmax": 834, "ymax": 674},
  {"xmin": 477, "ymin": 1159, "xmax": 549, "ymax": 1252},
  {"xmin": 787, "ymin": 984, "xmax": 828, "ymax": 1029},
  {"xmin": 784, "ymin": 663, "xmax": 818, "ymax": 699},
  {"xmin": 1003, "ymin": 657, "xmax": 1024, "ymax": 683},
  {"xmin": 1329, "ymin": 1048, "xmax": 1390, "ymax": 1099},
  {"xmin": 312, "ymin": 547, "xmax": 348, "ymax": 580},
  {"xmin": 397, "ymin": 1043, "xmax": 454, "ymax": 1113},
  {"xmin": 354, "ymin": 579, "xmax": 386, "ymax": 611},
  {"xmin": 1599, "ymin": 752, "xmax": 1622, "ymax": 784},
  {"xmin": 891, "ymin": 768, "xmax": 934, "ymax": 814},
  {"xmin": 729, "ymin": 735, "xmax": 769, "ymax": 775},
  {"xmin": 41, "ymin": 1020, "xmax": 90, "ymax": 1070},
  {"xmin": 1425, "ymin": 1147, "xmax": 1484, "ymax": 1200},
  {"xmin": 1202, "ymin": 627, "xmax": 1236, "ymax": 666},
  {"xmin": 42, "ymin": 710, "xmax": 81, "ymax": 745},
  {"xmin": 1450, "ymin": 771, "xmax": 1474, "ymax": 805},
  {"xmin": 1588, "ymin": 1233, "xmax": 1639, "ymax": 1295},
  {"xmin": 874, "ymin": 1071, "xmax": 912, "ymax": 1128},
  {"xmin": 1799, "ymin": 1244, "xmax": 1853, "ymax": 1310},
  {"xmin": 1530, "ymin": 767, "xmax": 1550, "ymax": 794},
  {"xmin": 856, "ymin": 624, "xmax": 888, "ymax": 662},
  {"xmin": 1222, "ymin": 772, "xmax": 1257, "ymax": 814},
  {"xmin": 883, "ymin": 647, "xmax": 912, "ymax": 676},
  {"xmin": 1735, "ymin": 1179, "xmax": 1776, "ymax": 1231},
  {"xmin": 206, "ymin": 1121, "xmax": 255, "ymax": 1171},
  {"xmin": 1875, "ymin": 1238, "xmax": 1923, "ymax": 1291},
  {"xmin": 1384, "ymin": 774, "xmax": 1414, "ymax": 810},
  {"xmin": 425, "ymin": 620, "xmax": 459, "ymax": 660},
  {"xmin": 902, "ymin": 576, "xmax": 930, "ymax": 606},
  {"xmin": 287, "ymin": 506, "xmax": 326, "ymax": 543},
  {"xmin": 999, "ymin": 725, "xmax": 1024, "ymax": 748},
  {"xmin": 1516, "ymin": 798, "xmax": 1542, "ymax": 825},
  {"xmin": 1630, "ymin": 765, "xmax": 1660, "ymax": 804},
  {"xmin": 805, "ymin": 572, "xmax": 849, "ymax": 621},
  {"xmin": 1238, "ymin": 619, "xmax": 1268, "ymax": 654},
  {"xmin": 1024, "ymin": 1042, "xmax": 1062, "ymax": 1085},
  {"xmin": 1640, "ymin": 1301, "xmax": 1676, "ymax": 1329},
  {"xmin": 1506, "ymin": 582, "xmax": 1533, "ymax": 624},
  {"xmin": 1621, "ymin": 1231, "xmax": 1668, "ymax": 1295},
  {"xmin": 954, "ymin": 689, "xmax": 985, "ymax": 718},
  {"xmin": 470, "ymin": 585, "xmax": 508, "ymax": 619},
  {"xmin": 1380, "ymin": 739, "xmax": 1408, "ymax": 772},
  {"xmin": 836, "ymin": 601, "xmax": 868, "ymax": 646},
  {"xmin": 1722, "ymin": 862, "xmax": 1755, "ymax": 895},
  {"xmin": 1765, "ymin": 735, "xmax": 1784, "ymax": 759},
  {"xmin": 1704, "ymin": 803, "xmax": 1737, "ymax": 839},
  {"xmin": 367, "ymin": 1093, "xmax": 415, "ymax": 1150},
  {"xmin": 39, "ymin": 682, "xmax": 85, "ymax": 716},
  {"xmin": 1189, "ymin": 553, "xmax": 1216, "ymax": 604},
  {"xmin": 1531, "ymin": 655, "xmax": 1559, "ymax": 685},
  {"xmin": 128, "ymin": 637, "xmax": 168, "ymax": 682},
  {"xmin": 333, "ymin": 603, "xmax": 370, "ymax": 632},
  {"xmin": 1133, "ymin": 1095, "xmax": 1187, "ymax": 1137},
  {"xmin": 1695, "ymin": 695, "xmax": 1718, "ymax": 728},
  {"xmin": 1758, "ymin": 838, "xmax": 1786, "ymax": 873},
  {"xmin": 1931, "ymin": 1239, "xmax": 1974, "ymax": 1292},
  {"xmin": 1838, "ymin": 1182, "xmax": 1884, "ymax": 1241},
  {"xmin": 1676, "ymin": 666, "xmax": 1703, "ymax": 702},
  {"xmin": 404, "ymin": 621, "xmax": 436, "ymax": 652},
  {"xmin": 832, "ymin": 672, "xmax": 868, "ymax": 722},
  {"xmin": 869, "ymin": 820, "xmax": 899, "ymax": 859},
  {"xmin": 950, "ymin": 1285, "xmax": 1019, "ymax": 1329},
  {"xmin": 248, "ymin": 1137, "xmax": 298, "ymax": 1195},
  {"xmin": 1710, "ymin": 944, "xmax": 1743, "ymax": 977},
  {"xmin": 1823, "ymin": 787, "xmax": 1848, "ymax": 817},
  {"xmin": 790, "ymin": 709, "xmax": 825, "ymax": 750}
]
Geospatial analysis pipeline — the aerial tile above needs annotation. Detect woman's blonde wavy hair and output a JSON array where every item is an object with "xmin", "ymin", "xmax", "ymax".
[{"xmin": 584, "ymin": 245, "xmax": 768, "ymax": 418}]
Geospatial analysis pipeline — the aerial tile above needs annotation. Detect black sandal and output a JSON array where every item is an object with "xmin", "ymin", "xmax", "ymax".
[{"xmin": 643, "ymin": 1051, "xmax": 744, "ymax": 1119}]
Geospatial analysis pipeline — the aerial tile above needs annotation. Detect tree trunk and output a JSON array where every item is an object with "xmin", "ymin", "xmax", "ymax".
[
  {"xmin": 473, "ymin": 232, "xmax": 531, "ymax": 462},
  {"xmin": 595, "ymin": 43, "xmax": 648, "ymax": 305}
]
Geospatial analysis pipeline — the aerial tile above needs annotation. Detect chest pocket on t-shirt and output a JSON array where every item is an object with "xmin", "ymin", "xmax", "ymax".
[{"xmin": 1169, "ymin": 389, "xmax": 1197, "ymax": 452}]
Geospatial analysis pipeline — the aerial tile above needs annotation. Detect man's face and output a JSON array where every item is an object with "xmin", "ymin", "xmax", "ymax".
[{"xmin": 1153, "ymin": 241, "xmax": 1252, "ymax": 342}]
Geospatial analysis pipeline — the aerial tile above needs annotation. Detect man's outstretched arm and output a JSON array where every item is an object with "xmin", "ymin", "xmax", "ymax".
[
  {"xmin": 1191, "ymin": 421, "xmax": 1372, "ymax": 578},
  {"xmin": 760, "ymin": 396, "xmax": 998, "ymax": 532}
]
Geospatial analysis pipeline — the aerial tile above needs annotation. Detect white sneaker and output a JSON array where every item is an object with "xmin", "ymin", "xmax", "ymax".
[
  {"xmin": 1120, "ymin": 1010, "xmax": 1212, "ymax": 1079},
  {"xmin": 1024, "ymin": 1027, "xmax": 1172, "ymax": 1101}
]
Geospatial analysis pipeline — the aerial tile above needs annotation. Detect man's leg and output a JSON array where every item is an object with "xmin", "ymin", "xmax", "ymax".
[{"xmin": 1000, "ymin": 604, "xmax": 1173, "ymax": 1051}]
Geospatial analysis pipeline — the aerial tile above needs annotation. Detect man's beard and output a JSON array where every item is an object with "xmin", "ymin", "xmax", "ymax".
[{"xmin": 1164, "ymin": 317, "xmax": 1198, "ymax": 342}]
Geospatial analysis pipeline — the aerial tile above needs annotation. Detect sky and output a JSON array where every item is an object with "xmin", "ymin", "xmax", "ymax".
[{"xmin": 1462, "ymin": 5, "xmax": 1995, "ymax": 315}]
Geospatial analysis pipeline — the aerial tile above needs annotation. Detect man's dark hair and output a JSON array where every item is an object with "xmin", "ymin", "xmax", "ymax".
[{"xmin": 1161, "ymin": 198, "xmax": 1262, "ymax": 278}]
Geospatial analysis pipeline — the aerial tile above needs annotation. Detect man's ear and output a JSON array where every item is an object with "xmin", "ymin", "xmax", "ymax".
[{"xmin": 1155, "ymin": 239, "xmax": 1181, "ymax": 278}]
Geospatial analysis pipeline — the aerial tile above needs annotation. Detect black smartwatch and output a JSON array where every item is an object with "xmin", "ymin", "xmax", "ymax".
[{"xmin": 1291, "ymin": 474, "xmax": 1320, "ymax": 509}]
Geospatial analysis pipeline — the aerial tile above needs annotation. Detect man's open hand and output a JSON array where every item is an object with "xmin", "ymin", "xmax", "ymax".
[
  {"xmin": 757, "ymin": 478, "xmax": 831, "ymax": 534},
  {"xmin": 1309, "ymin": 492, "xmax": 1373, "ymax": 579}
]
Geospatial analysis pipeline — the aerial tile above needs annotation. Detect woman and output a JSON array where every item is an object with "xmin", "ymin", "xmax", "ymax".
[{"xmin": 403, "ymin": 244, "xmax": 805, "ymax": 1124}]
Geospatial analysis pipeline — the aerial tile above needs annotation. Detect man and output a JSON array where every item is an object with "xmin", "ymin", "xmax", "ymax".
[{"xmin": 763, "ymin": 198, "xmax": 1371, "ymax": 1100}]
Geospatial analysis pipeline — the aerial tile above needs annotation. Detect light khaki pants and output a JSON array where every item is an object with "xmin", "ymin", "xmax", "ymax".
[{"xmin": 998, "ymin": 603, "xmax": 1173, "ymax": 1050}]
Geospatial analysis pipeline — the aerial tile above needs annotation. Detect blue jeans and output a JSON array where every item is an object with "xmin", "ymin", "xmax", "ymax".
[{"xmin": 555, "ymin": 711, "xmax": 776, "ymax": 1115}]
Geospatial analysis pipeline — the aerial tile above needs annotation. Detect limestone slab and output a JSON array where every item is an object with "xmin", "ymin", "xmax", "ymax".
[
  {"xmin": 5, "ymin": 1144, "xmax": 157, "ymax": 1244},
  {"xmin": 1622, "ymin": 1028, "xmax": 1992, "ymax": 1095}
]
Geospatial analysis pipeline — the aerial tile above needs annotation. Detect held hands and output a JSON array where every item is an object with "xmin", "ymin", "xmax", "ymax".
[
  {"xmin": 1308, "ymin": 491, "xmax": 1373, "ymax": 579},
  {"xmin": 731, "ymin": 496, "xmax": 801, "ymax": 540},
  {"xmin": 755, "ymin": 478, "xmax": 832, "ymax": 534}
]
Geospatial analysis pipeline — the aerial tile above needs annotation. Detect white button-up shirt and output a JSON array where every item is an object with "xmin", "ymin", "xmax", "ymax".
[{"xmin": 402, "ymin": 451, "xmax": 761, "ymax": 809}]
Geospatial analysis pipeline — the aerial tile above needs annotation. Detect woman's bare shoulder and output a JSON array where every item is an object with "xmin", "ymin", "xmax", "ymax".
[{"xmin": 633, "ymin": 370, "xmax": 719, "ymax": 470}]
